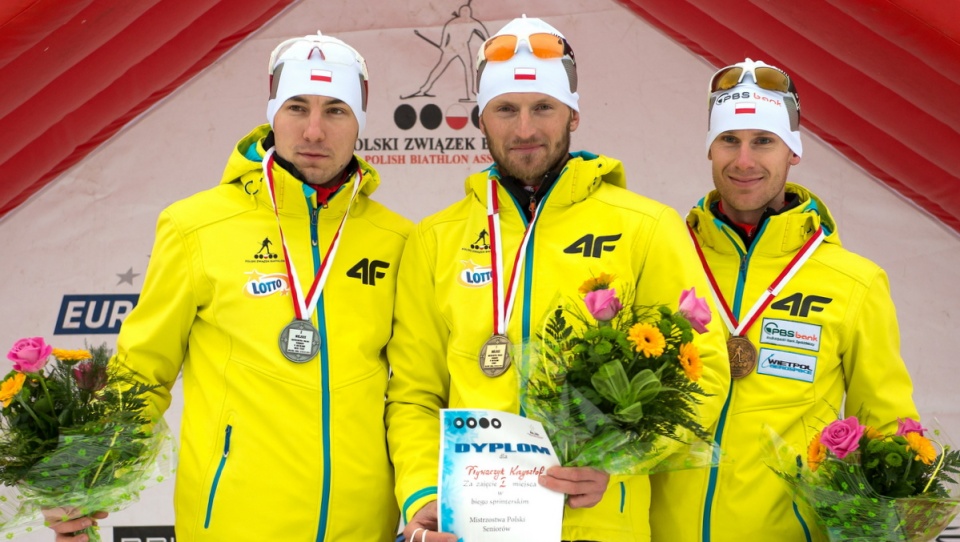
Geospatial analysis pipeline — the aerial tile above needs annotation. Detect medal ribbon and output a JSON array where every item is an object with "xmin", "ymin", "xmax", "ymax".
[
  {"xmin": 261, "ymin": 148, "xmax": 362, "ymax": 321},
  {"xmin": 486, "ymin": 176, "xmax": 545, "ymax": 335},
  {"xmin": 687, "ymin": 223, "xmax": 825, "ymax": 337}
]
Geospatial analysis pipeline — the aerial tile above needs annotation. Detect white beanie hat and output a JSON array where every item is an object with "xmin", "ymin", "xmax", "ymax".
[
  {"xmin": 476, "ymin": 15, "xmax": 579, "ymax": 114},
  {"xmin": 266, "ymin": 32, "xmax": 369, "ymax": 134},
  {"xmin": 705, "ymin": 59, "xmax": 802, "ymax": 157}
]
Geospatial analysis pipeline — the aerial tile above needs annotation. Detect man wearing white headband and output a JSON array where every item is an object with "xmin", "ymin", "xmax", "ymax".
[
  {"xmin": 49, "ymin": 33, "xmax": 409, "ymax": 541},
  {"xmin": 651, "ymin": 58, "xmax": 918, "ymax": 541},
  {"xmin": 386, "ymin": 16, "xmax": 729, "ymax": 542}
]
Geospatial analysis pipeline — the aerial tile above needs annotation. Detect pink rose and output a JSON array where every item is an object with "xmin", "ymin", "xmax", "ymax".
[
  {"xmin": 819, "ymin": 416, "xmax": 866, "ymax": 459},
  {"xmin": 584, "ymin": 288, "xmax": 623, "ymax": 322},
  {"xmin": 678, "ymin": 287, "xmax": 712, "ymax": 333},
  {"xmin": 73, "ymin": 361, "xmax": 108, "ymax": 392},
  {"xmin": 896, "ymin": 417, "xmax": 927, "ymax": 437},
  {"xmin": 6, "ymin": 337, "xmax": 52, "ymax": 373}
]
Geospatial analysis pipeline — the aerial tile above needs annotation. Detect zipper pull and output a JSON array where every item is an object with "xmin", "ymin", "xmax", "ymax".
[
  {"xmin": 311, "ymin": 207, "xmax": 318, "ymax": 226},
  {"xmin": 528, "ymin": 195, "xmax": 537, "ymax": 216}
]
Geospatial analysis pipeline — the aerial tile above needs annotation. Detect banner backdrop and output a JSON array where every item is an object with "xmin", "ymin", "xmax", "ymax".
[{"xmin": 2, "ymin": 0, "xmax": 958, "ymax": 538}]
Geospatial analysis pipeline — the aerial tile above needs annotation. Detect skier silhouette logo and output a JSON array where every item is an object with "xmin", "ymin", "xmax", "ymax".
[
  {"xmin": 471, "ymin": 229, "xmax": 489, "ymax": 250},
  {"xmin": 255, "ymin": 237, "xmax": 278, "ymax": 260},
  {"xmin": 401, "ymin": 1, "xmax": 489, "ymax": 102}
]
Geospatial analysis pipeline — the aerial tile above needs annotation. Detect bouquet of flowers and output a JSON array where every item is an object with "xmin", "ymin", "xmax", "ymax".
[
  {"xmin": 0, "ymin": 337, "xmax": 176, "ymax": 541},
  {"xmin": 768, "ymin": 415, "xmax": 960, "ymax": 541},
  {"xmin": 520, "ymin": 273, "xmax": 718, "ymax": 475}
]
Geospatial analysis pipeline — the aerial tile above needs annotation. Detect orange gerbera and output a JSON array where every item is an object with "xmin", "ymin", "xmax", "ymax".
[
  {"xmin": 905, "ymin": 432, "xmax": 937, "ymax": 465},
  {"xmin": 628, "ymin": 323, "xmax": 665, "ymax": 358},
  {"xmin": 678, "ymin": 342, "xmax": 702, "ymax": 381},
  {"xmin": 808, "ymin": 431, "xmax": 826, "ymax": 472},
  {"xmin": 863, "ymin": 425, "xmax": 884, "ymax": 440},
  {"xmin": 52, "ymin": 348, "xmax": 92, "ymax": 363},
  {"xmin": 578, "ymin": 273, "xmax": 617, "ymax": 294},
  {"xmin": 0, "ymin": 373, "xmax": 27, "ymax": 408}
]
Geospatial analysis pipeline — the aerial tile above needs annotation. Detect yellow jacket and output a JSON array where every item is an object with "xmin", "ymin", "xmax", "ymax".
[
  {"xmin": 117, "ymin": 125, "xmax": 411, "ymax": 540},
  {"xmin": 650, "ymin": 183, "xmax": 918, "ymax": 542},
  {"xmin": 386, "ymin": 152, "xmax": 730, "ymax": 541}
]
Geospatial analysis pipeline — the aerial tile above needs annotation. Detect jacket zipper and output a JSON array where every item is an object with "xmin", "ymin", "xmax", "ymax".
[{"xmin": 203, "ymin": 424, "xmax": 232, "ymax": 528}]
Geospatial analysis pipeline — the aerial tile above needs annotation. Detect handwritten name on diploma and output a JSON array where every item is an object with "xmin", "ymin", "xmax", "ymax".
[{"xmin": 439, "ymin": 409, "xmax": 563, "ymax": 541}]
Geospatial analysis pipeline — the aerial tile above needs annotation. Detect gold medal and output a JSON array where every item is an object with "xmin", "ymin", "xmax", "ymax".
[
  {"xmin": 279, "ymin": 319, "xmax": 320, "ymax": 363},
  {"xmin": 479, "ymin": 334, "xmax": 511, "ymax": 377},
  {"xmin": 727, "ymin": 336, "xmax": 757, "ymax": 379}
]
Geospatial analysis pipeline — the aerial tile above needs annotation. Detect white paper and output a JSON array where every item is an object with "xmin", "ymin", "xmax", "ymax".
[{"xmin": 438, "ymin": 408, "xmax": 564, "ymax": 541}]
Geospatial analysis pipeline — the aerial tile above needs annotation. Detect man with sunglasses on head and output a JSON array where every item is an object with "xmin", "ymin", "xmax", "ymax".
[
  {"xmin": 386, "ymin": 15, "xmax": 729, "ymax": 542},
  {"xmin": 48, "ymin": 33, "xmax": 410, "ymax": 541},
  {"xmin": 649, "ymin": 58, "xmax": 918, "ymax": 541}
]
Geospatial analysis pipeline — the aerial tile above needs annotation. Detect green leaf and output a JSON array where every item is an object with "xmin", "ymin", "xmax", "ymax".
[{"xmin": 613, "ymin": 401, "xmax": 644, "ymax": 423}]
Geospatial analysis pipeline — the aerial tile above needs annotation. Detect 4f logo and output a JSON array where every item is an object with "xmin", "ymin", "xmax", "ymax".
[
  {"xmin": 771, "ymin": 293, "xmax": 832, "ymax": 317},
  {"xmin": 564, "ymin": 234, "xmax": 622, "ymax": 258},
  {"xmin": 347, "ymin": 258, "xmax": 390, "ymax": 285}
]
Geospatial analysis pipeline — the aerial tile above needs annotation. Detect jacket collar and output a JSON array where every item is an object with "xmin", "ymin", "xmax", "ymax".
[
  {"xmin": 220, "ymin": 124, "xmax": 380, "ymax": 218},
  {"xmin": 465, "ymin": 151, "xmax": 626, "ymax": 208},
  {"xmin": 687, "ymin": 182, "xmax": 841, "ymax": 256}
]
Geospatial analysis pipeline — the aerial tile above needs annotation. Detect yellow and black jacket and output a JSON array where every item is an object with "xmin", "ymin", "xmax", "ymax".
[
  {"xmin": 116, "ymin": 124, "xmax": 411, "ymax": 540},
  {"xmin": 386, "ymin": 152, "xmax": 730, "ymax": 542},
  {"xmin": 650, "ymin": 183, "xmax": 918, "ymax": 542}
]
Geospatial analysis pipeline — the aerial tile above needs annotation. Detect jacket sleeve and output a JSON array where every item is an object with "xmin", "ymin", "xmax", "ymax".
[
  {"xmin": 634, "ymin": 207, "xmax": 730, "ymax": 433},
  {"xmin": 385, "ymin": 223, "xmax": 450, "ymax": 522},
  {"xmin": 841, "ymin": 268, "xmax": 918, "ymax": 430},
  {"xmin": 115, "ymin": 210, "xmax": 199, "ymax": 423}
]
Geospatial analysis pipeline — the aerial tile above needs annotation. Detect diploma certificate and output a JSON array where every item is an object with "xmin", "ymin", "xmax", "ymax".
[{"xmin": 438, "ymin": 408, "xmax": 563, "ymax": 541}]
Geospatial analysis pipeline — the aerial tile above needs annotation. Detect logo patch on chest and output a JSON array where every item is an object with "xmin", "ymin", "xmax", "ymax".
[
  {"xmin": 243, "ymin": 270, "xmax": 290, "ymax": 297},
  {"xmin": 757, "ymin": 348, "xmax": 817, "ymax": 382},
  {"xmin": 458, "ymin": 260, "xmax": 492, "ymax": 288},
  {"xmin": 760, "ymin": 318, "xmax": 822, "ymax": 352}
]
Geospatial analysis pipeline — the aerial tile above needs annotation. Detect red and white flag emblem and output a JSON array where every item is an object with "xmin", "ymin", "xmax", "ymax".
[
  {"xmin": 735, "ymin": 102, "xmax": 756, "ymax": 114},
  {"xmin": 514, "ymin": 68, "xmax": 536, "ymax": 80},
  {"xmin": 310, "ymin": 69, "xmax": 333, "ymax": 82}
]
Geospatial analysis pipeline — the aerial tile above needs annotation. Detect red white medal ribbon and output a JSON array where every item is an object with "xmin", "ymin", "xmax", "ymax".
[
  {"xmin": 486, "ymin": 176, "xmax": 544, "ymax": 335},
  {"xmin": 687, "ymin": 223, "xmax": 825, "ymax": 336},
  {"xmin": 261, "ymin": 148, "xmax": 361, "ymax": 321}
]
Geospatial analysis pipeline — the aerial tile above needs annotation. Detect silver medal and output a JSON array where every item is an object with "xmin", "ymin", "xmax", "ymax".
[{"xmin": 279, "ymin": 319, "xmax": 320, "ymax": 363}]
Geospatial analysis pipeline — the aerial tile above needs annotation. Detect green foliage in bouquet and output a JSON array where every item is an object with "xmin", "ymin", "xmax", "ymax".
[
  {"xmin": 769, "ymin": 415, "xmax": 960, "ymax": 541},
  {"xmin": 0, "ymin": 337, "xmax": 174, "ymax": 540},
  {"xmin": 523, "ymin": 273, "xmax": 716, "ymax": 475}
]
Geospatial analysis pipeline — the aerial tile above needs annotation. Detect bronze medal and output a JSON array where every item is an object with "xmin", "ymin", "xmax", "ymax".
[
  {"xmin": 727, "ymin": 336, "xmax": 757, "ymax": 379},
  {"xmin": 479, "ymin": 334, "xmax": 511, "ymax": 377},
  {"xmin": 279, "ymin": 319, "xmax": 321, "ymax": 363}
]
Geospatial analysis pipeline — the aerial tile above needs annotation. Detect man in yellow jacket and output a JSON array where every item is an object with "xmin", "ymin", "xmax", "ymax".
[
  {"xmin": 650, "ymin": 58, "xmax": 919, "ymax": 541},
  {"xmin": 50, "ymin": 33, "xmax": 410, "ymax": 541},
  {"xmin": 386, "ymin": 16, "xmax": 729, "ymax": 542}
]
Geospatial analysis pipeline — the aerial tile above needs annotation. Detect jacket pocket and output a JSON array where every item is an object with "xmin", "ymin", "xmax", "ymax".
[{"xmin": 203, "ymin": 424, "xmax": 233, "ymax": 529}]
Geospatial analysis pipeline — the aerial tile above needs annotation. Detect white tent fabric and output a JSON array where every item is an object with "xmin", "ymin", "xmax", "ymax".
[{"xmin": 2, "ymin": 0, "xmax": 958, "ymax": 537}]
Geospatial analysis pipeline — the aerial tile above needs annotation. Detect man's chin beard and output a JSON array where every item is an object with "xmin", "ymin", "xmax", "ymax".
[{"xmin": 495, "ymin": 145, "xmax": 569, "ymax": 185}]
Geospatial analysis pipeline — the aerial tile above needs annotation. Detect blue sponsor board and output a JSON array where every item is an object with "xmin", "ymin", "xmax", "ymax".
[{"xmin": 54, "ymin": 294, "xmax": 139, "ymax": 335}]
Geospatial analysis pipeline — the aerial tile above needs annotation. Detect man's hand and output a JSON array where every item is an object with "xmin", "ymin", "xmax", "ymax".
[
  {"xmin": 538, "ymin": 465, "xmax": 610, "ymax": 508},
  {"xmin": 402, "ymin": 500, "xmax": 459, "ymax": 542},
  {"xmin": 43, "ymin": 508, "xmax": 109, "ymax": 542}
]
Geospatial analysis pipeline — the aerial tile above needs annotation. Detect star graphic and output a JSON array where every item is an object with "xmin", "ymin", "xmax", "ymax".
[{"xmin": 116, "ymin": 267, "xmax": 140, "ymax": 285}]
